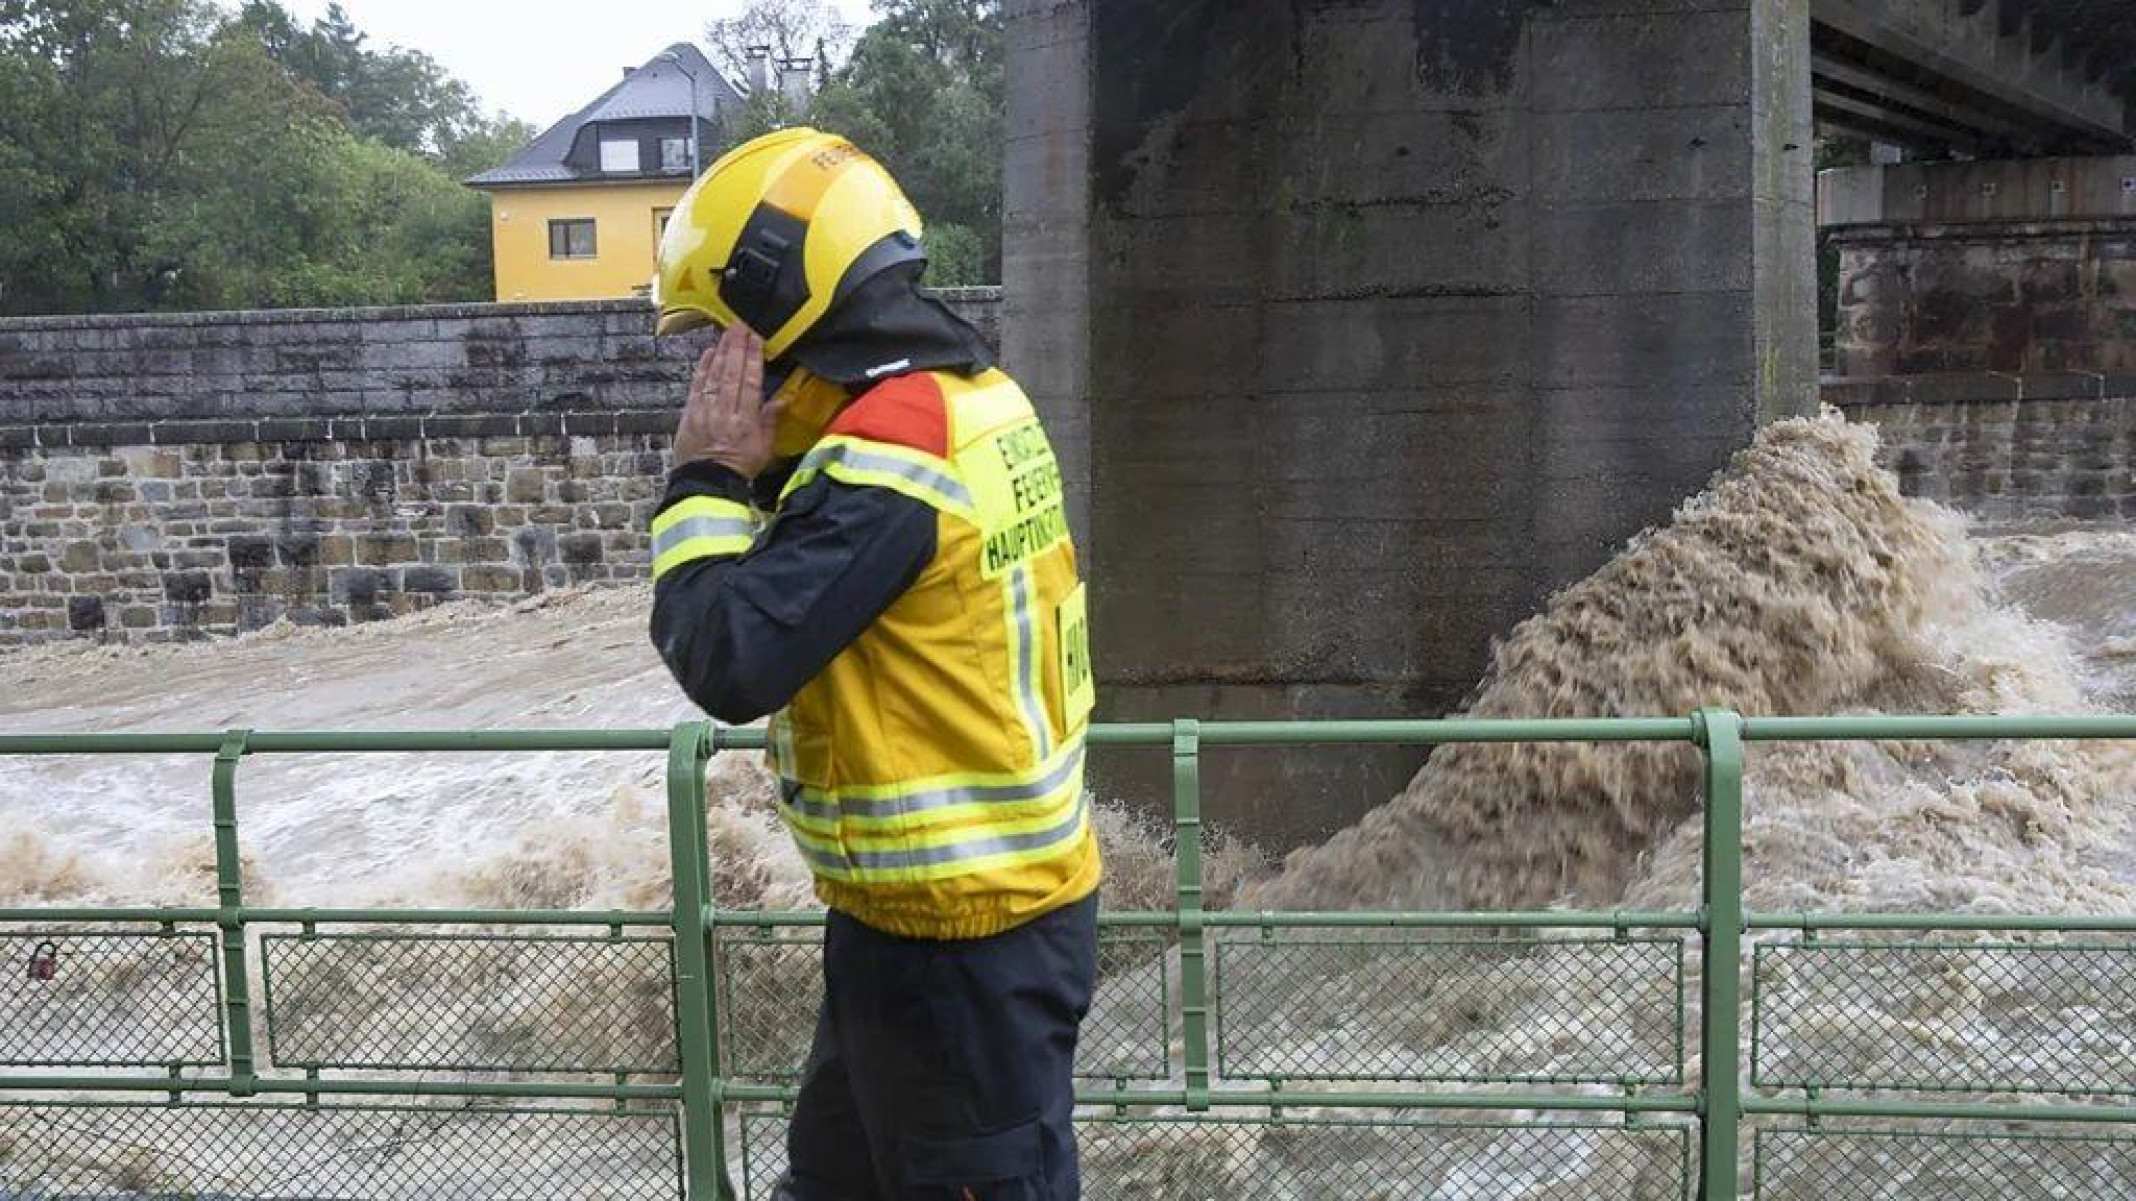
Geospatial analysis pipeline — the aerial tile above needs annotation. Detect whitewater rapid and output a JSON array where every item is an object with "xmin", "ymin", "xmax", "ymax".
[
  {"xmin": 1, "ymin": 413, "xmax": 2131, "ymax": 923},
  {"xmin": 1251, "ymin": 415, "xmax": 2136, "ymax": 919},
  {"xmin": 4, "ymin": 412, "xmax": 2134, "ymax": 1199}
]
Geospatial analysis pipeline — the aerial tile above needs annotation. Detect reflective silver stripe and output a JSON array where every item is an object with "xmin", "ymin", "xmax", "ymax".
[
  {"xmin": 779, "ymin": 776, "xmax": 834, "ymax": 824},
  {"xmin": 797, "ymin": 794, "xmax": 1087, "ymax": 875},
  {"xmin": 846, "ymin": 795, "xmax": 1086, "ymax": 872},
  {"xmin": 778, "ymin": 745, "xmax": 1084, "ymax": 824},
  {"xmin": 792, "ymin": 840, "xmax": 852, "ymax": 876},
  {"xmin": 650, "ymin": 515, "xmax": 755, "ymax": 557},
  {"xmin": 1011, "ymin": 567, "xmax": 1052, "ymax": 760},
  {"xmin": 803, "ymin": 442, "xmax": 975, "ymax": 509}
]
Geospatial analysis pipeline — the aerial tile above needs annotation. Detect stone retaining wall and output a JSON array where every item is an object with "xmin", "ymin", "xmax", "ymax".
[
  {"xmin": 0, "ymin": 292, "xmax": 1001, "ymax": 645},
  {"xmin": 1820, "ymin": 157, "xmax": 2136, "ymax": 377},
  {"xmin": 2, "ymin": 423, "xmax": 671, "ymax": 640},
  {"xmin": 1824, "ymin": 372, "xmax": 2136, "ymax": 520}
]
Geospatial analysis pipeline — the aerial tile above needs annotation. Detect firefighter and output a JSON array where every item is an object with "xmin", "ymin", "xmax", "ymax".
[{"xmin": 648, "ymin": 127, "xmax": 1100, "ymax": 1201}]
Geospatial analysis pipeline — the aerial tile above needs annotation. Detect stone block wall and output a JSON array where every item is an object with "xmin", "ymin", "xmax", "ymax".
[
  {"xmin": 0, "ymin": 421, "xmax": 672, "ymax": 642},
  {"xmin": 0, "ymin": 291, "xmax": 1000, "ymax": 646},
  {"xmin": 0, "ymin": 291, "xmax": 1004, "ymax": 427},
  {"xmin": 1831, "ymin": 221, "xmax": 2136, "ymax": 375},
  {"xmin": 1821, "ymin": 157, "xmax": 2136, "ymax": 376},
  {"xmin": 1824, "ymin": 372, "xmax": 2136, "ymax": 521}
]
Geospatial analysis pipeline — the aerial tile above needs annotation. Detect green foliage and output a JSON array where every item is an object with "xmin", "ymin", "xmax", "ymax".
[
  {"xmin": 236, "ymin": 0, "xmax": 475, "ymax": 157},
  {"xmin": 0, "ymin": 0, "xmax": 518, "ymax": 315},
  {"xmin": 174, "ymin": 133, "xmax": 493, "ymax": 310},
  {"xmin": 918, "ymin": 221, "xmax": 985, "ymax": 287},
  {"xmin": 729, "ymin": 89, "xmax": 810, "ymax": 144},
  {"xmin": 837, "ymin": 0, "xmax": 1001, "ymax": 279},
  {"xmin": 435, "ymin": 115, "xmax": 539, "ymax": 184}
]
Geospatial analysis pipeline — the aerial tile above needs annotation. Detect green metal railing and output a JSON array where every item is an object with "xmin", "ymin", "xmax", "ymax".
[{"xmin": 3, "ymin": 711, "xmax": 2135, "ymax": 1198}]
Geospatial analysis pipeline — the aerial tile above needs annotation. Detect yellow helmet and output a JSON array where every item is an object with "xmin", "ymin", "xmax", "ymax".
[{"xmin": 654, "ymin": 128, "xmax": 925, "ymax": 357}]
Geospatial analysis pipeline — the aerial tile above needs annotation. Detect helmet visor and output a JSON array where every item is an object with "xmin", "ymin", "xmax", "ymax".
[{"xmin": 656, "ymin": 308, "xmax": 718, "ymax": 337}]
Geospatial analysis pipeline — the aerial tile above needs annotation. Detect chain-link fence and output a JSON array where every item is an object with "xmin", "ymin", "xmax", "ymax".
[
  {"xmin": 0, "ymin": 1102, "xmax": 682, "ymax": 1199},
  {"xmin": 1215, "ymin": 931, "xmax": 1683, "ymax": 1084},
  {"xmin": 739, "ymin": 1110, "xmax": 1689, "ymax": 1200},
  {"xmin": 1083, "ymin": 930, "xmax": 1171, "ymax": 1080},
  {"xmin": 716, "ymin": 924, "xmax": 1172, "ymax": 1082},
  {"xmin": 8, "ymin": 716, "xmax": 2136, "ymax": 1200},
  {"xmin": 1752, "ymin": 940, "xmax": 2136, "ymax": 1093},
  {"xmin": 717, "ymin": 929, "xmax": 822, "ymax": 1081},
  {"xmin": 1754, "ymin": 1128, "xmax": 2136, "ymax": 1201},
  {"xmin": 0, "ymin": 932, "xmax": 223, "ymax": 1068},
  {"xmin": 262, "ymin": 933, "xmax": 679, "ymax": 1074}
]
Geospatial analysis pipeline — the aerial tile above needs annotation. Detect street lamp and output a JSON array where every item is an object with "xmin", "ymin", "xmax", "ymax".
[{"xmin": 655, "ymin": 50, "xmax": 702, "ymax": 179}]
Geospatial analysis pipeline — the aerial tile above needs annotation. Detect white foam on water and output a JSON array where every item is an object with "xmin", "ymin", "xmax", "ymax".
[
  {"xmin": 1251, "ymin": 413, "xmax": 2136, "ymax": 919},
  {"xmin": 5, "ymin": 412, "xmax": 2133, "ymax": 1197}
]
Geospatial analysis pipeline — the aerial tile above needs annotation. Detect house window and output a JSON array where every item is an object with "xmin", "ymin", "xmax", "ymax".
[
  {"xmin": 661, "ymin": 137, "xmax": 690, "ymax": 172},
  {"xmin": 549, "ymin": 218, "xmax": 597, "ymax": 260},
  {"xmin": 600, "ymin": 138, "xmax": 641, "ymax": 173}
]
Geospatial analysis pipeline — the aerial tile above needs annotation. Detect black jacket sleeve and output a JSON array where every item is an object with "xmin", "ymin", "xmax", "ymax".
[{"xmin": 648, "ymin": 460, "xmax": 937, "ymax": 725}]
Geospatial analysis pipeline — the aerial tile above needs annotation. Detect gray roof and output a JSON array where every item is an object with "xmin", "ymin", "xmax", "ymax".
[{"xmin": 466, "ymin": 44, "xmax": 745, "ymax": 187}]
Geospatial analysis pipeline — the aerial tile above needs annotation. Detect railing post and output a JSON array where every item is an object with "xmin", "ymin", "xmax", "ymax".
[
  {"xmin": 667, "ymin": 721, "xmax": 734, "ymax": 1200},
  {"xmin": 1171, "ymin": 718, "xmax": 1211, "ymax": 1111},
  {"xmin": 211, "ymin": 729, "xmax": 257, "ymax": 1097},
  {"xmin": 1695, "ymin": 708, "xmax": 1745, "ymax": 1201}
]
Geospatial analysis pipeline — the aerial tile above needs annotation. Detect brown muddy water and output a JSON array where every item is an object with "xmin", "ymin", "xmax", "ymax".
[{"xmin": 3, "ymin": 412, "xmax": 2132, "ymax": 1198}]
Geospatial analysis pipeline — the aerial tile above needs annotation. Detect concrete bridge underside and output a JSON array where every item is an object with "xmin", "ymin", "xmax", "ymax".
[
  {"xmin": 1811, "ymin": 0, "xmax": 2136, "ymax": 155},
  {"xmin": 1001, "ymin": 0, "xmax": 2131, "ymax": 843}
]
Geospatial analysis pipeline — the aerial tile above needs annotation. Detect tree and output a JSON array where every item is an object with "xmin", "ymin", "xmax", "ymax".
[
  {"xmin": 436, "ymin": 114, "xmax": 539, "ymax": 182},
  {"xmin": 211, "ymin": 134, "xmax": 492, "ymax": 308},
  {"xmin": 870, "ymin": 0, "xmax": 997, "ymax": 69},
  {"xmin": 0, "ymin": 0, "xmax": 330, "ymax": 311},
  {"xmin": 704, "ymin": 0, "xmax": 853, "ymax": 86},
  {"xmin": 709, "ymin": 0, "xmax": 1005, "ymax": 284},
  {"xmin": 804, "ymin": 0, "xmax": 1003, "ymax": 284},
  {"xmin": 0, "ymin": 0, "xmax": 506, "ymax": 314},
  {"xmin": 239, "ymin": 1, "xmax": 486, "ymax": 158}
]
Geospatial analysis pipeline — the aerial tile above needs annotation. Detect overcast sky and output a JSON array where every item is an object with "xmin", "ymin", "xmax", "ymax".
[{"xmin": 278, "ymin": 1, "xmax": 877, "ymax": 130}]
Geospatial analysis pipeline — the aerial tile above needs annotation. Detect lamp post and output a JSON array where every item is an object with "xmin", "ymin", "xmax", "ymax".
[{"xmin": 656, "ymin": 51, "xmax": 702, "ymax": 178}]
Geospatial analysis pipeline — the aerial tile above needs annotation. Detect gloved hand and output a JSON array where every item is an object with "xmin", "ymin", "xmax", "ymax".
[{"xmin": 673, "ymin": 324, "xmax": 786, "ymax": 480}]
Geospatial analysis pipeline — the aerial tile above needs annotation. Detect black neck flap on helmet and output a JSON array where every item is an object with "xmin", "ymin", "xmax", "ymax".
[{"xmin": 779, "ymin": 250, "xmax": 995, "ymax": 388}]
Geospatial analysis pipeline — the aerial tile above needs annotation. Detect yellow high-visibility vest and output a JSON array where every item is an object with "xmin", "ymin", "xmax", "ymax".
[{"xmin": 766, "ymin": 367, "xmax": 1099, "ymax": 940}]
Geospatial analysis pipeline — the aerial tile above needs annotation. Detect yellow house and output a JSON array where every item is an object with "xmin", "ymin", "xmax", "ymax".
[{"xmin": 466, "ymin": 44, "xmax": 744, "ymax": 302}]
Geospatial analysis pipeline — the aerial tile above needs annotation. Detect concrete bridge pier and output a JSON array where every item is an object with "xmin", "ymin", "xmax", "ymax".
[{"xmin": 1005, "ymin": 0, "xmax": 1819, "ymax": 845}]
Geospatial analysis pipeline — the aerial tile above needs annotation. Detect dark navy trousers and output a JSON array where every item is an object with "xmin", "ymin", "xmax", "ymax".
[{"xmin": 773, "ymin": 894, "xmax": 1098, "ymax": 1201}]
